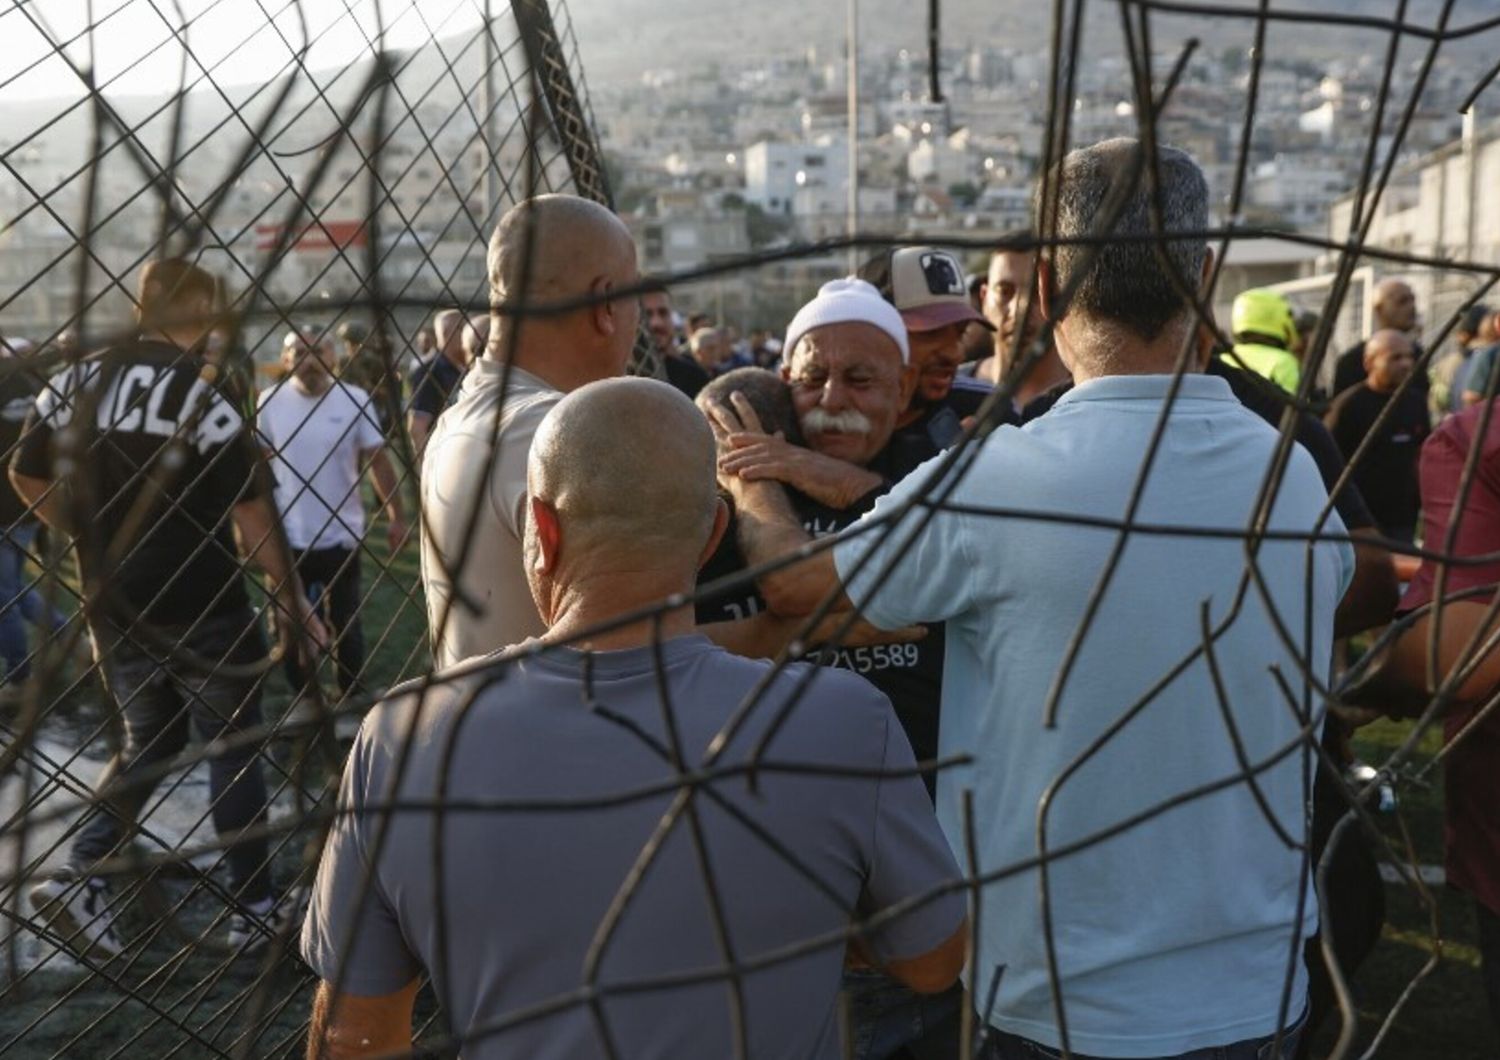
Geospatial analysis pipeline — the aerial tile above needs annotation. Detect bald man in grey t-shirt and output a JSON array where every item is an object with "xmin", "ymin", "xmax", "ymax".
[{"xmin": 304, "ymin": 378, "xmax": 966, "ymax": 1059}]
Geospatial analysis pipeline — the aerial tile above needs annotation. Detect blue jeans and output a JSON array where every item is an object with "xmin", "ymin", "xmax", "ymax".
[
  {"xmin": 0, "ymin": 522, "xmax": 66, "ymax": 682},
  {"xmin": 982, "ymin": 1012, "xmax": 1305, "ymax": 1060},
  {"xmin": 844, "ymin": 970, "xmax": 963, "ymax": 1059}
]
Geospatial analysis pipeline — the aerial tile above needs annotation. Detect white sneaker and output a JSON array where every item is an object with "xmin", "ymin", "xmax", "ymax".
[
  {"xmin": 29, "ymin": 876, "xmax": 124, "ymax": 960},
  {"xmin": 226, "ymin": 889, "xmax": 305, "ymax": 957}
]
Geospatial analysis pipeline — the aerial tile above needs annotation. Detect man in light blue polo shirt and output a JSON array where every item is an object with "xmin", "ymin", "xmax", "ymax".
[{"xmin": 718, "ymin": 139, "xmax": 1352, "ymax": 1059}]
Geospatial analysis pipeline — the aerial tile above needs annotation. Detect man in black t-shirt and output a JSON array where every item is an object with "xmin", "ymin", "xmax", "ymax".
[
  {"xmin": 1326, "ymin": 329, "xmax": 1431, "ymax": 543},
  {"xmin": 407, "ymin": 307, "xmax": 470, "ymax": 460},
  {"xmin": 698, "ymin": 366, "xmax": 945, "ymax": 768},
  {"xmin": 704, "ymin": 280, "xmax": 962, "ymax": 1060},
  {"xmin": 12, "ymin": 259, "xmax": 326, "ymax": 963},
  {"xmin": 707, "ymin": 292, "xmax": 946, "ymax": 759}
]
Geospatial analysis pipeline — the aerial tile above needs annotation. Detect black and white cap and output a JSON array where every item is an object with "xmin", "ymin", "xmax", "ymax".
[{"xmin": 857, "ymin": 247, "xmax": 993, "ymax": 334}]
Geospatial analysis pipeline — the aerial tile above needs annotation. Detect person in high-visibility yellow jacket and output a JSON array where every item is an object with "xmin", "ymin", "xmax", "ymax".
[{"xmin": 1226, "ymin": 288, "xmax": 1300, "ymax": 394}]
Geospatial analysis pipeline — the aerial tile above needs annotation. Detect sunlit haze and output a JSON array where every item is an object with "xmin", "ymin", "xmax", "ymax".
[{"xmin": 1, "ymin": 0, "xmax": 487, "ymax": 102}]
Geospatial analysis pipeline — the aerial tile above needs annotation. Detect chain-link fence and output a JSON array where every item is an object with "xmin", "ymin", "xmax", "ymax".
[{"xmin": 2, "ymin": 0, "xmax": 1500, "ymax": 1057}]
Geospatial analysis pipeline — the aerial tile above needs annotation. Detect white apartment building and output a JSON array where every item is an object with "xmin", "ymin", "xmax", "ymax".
[
  {"xmin": 1248, "ymin": 156, "xmax": 1354, "ymax": 230},
  {"xmin": 1326, "ymin": 118, "xmax": 1500, "ymax": 331},
  {"xmin": 743, "ymin": 139, "xmax": 849, "ymax": 215},
  {"xmin": 907, "ymin": 137, "xmax": 975, "ymax": 187}
]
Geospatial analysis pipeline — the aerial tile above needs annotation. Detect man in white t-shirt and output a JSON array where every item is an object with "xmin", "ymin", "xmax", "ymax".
[
  {"xmin": 421, "ymin": 195, "xmax": 641, "ymax": 670},
  {"xmin": 260, "ymin": 326, "xmax": 408, "ymax": 697}
]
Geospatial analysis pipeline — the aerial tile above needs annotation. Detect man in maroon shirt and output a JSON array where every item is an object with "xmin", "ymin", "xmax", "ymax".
[{"xmin": 1350, "ymin": 399, "xmax": 1500, "ymax": 1040}]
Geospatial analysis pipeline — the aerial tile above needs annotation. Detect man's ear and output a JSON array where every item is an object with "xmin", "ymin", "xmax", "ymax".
[
  {"xmin": 530, "ymin": 496, "xmax": 562, "ymax": 575},
  {"xmin": 1194, "ymin": 314, "xmax": 1218, "ymax": 370},
  {"xmin": 897, "ymin": 362, "xmax": 918, "ymax": 406},
  {"xmin": 1198, "ymin": 247, "xmax": 1216, "ymax": 294},
  {"xmin": 697, "ymin": 498, "xmax": 730, "ymax": 572},
  {"xmin": 591, "ymin": 277, "xmax": 616, "ymax": 337},
  {"xmin": 1035, "ymin": 258, "xmax": 1056, "ymax": 323}
]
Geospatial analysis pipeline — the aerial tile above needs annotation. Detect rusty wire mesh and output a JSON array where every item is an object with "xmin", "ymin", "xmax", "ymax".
[{"xmin": 0, "ymin": 0, "xmax": 1498, "ymax": 1057}]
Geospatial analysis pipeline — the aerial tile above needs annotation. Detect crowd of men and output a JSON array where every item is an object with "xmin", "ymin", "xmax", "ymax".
[{"xmin": 2, "ymin": 134, "xmax": 1496, "ymax": 1060}]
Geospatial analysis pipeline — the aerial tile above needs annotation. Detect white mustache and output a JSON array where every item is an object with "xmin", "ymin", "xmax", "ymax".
[{"xmin": 801, "ymin": 407, "xmax": 873, "ymax": 435}]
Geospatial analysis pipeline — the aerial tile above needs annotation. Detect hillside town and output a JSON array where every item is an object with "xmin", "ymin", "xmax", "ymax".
[
  {"xmin": 1, "ymin": 35, "xmax": 1494, "ymax": 363},
  {"xmin": 3, "ymin": 4, "xmax": 1500, "ymax": 1059},
  {"xmin": 596, "ymin": 41, "xmax": 1491, "ymax": 334}
]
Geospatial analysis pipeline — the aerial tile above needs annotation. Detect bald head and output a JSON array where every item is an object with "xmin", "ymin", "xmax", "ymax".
[
  {"xmin": 485, "ymin": 194, "xmax": 641, "ymax": 384},
  {"xmin": 1364, "ymin": 328, "xmax": 1415, "ymax": 393},
  {"xmin": 1366, "ymin": 328, "xmax": 1413, "ymax": 359},
  {"xmin": 488, "ymin": 194, "xmax": 636, "ymax": 308},
  {"xmin": 433, "ymin": 309, "xmax": 466, "ymax": 359},
  {"xmin": 527, "ymin": 379, "xmax": 719, "ymax": 610},
  {"xmin": 1373, "ymin": 279, "xmax": 1417, "ymax": 332}
]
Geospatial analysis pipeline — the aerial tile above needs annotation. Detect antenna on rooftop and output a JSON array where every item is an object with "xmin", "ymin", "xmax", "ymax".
[
  {"xmin": 846, "ymin": 0, "xmax": 860, "ymax": 271},
  {"xmin": 1462, "ymin": 105, "xmax": 1477, "ymax": 261},
  {"xmin": 927, "ymin": 0, "xmax": 944, "ymax": 105}
]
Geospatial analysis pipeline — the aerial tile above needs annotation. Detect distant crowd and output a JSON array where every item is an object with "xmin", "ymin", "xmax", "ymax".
[{"xmin": 3, "ymin": 134, "xmax": 1496, "ymax": 1060}]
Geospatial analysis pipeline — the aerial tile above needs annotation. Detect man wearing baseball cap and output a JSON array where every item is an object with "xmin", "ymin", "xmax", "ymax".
[
  {"xmin": 858, "ymin": 247, "xmax": 993, "ymax": 451},
  {"xmin": 706, "ymin": 277, "xmax": 963, "ymax": 1059}
]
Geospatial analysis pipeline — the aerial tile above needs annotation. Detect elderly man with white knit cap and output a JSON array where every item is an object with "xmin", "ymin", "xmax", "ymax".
[
  {"xmin": 715, "ymin": 278, "xmax": 918, "ymax": 508},
  {"xmin": 702, "ymin": 277, "xmax": 963, "ymax": 1060}
]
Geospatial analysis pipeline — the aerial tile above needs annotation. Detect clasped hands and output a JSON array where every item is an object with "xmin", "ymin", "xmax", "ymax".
[{"xmin": 705, "ymin": 392, "xmax": 881, "ymax": 509}]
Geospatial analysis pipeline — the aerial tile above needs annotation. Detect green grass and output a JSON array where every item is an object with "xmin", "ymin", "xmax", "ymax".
[{"xmin": 1300, "ymin": 719, "xmax": 1495, "ymax": 1059}]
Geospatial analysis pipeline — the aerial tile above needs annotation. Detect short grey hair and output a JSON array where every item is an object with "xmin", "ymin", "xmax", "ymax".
[
  {"xmin": 1040, "ymin": 137, "xmax": 1209, "ymax": 341},
  {"xmin": 689, "ymin": 327, "xmax": 723, "ymax": 353},
  {"xmin": 696, "ymin": 367, "xmax": 802, "ymax": 443}
]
